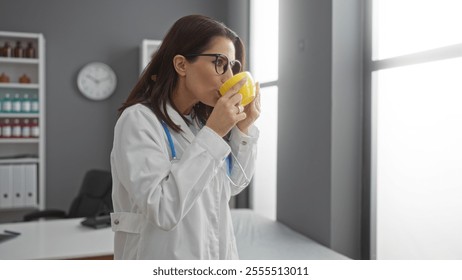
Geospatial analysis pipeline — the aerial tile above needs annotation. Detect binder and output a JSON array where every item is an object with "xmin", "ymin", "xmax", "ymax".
[
  {"xmin": 12, "ymin": 164, "xmax": 26, "ymax": 208},
  {"xmin": 0, "ymin": 165, "xmax": 13, "ymax": 209},
  {"xmin": 24, "ymin": 164, "xmax": 38, "ymax": 207}
]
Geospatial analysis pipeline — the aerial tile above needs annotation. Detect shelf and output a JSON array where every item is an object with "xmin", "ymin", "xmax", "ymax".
[
  {"xmin": 0, "ymin": 57, "xmax": 39, "ymax": 64},
  {"xmin": 0, "ymin": 138, "xmax": 39, "ymax": 144},
  {"xmin": 0, "ymin": 113, "xmax": 39, "ymax": 118},
  {"xmin": 0, "ymin": 83, "xmax": 39, "ymax": 89},
  {"xmin": 0, "ymin": 31, "xmax": 42, "ymax": 39},
  {"xmin": 0, "ymin": 157, "xmax": 38, "ymax": 164},
  {"xmin": 1, "ymin": 31, "xmax": 45, "ymax": 216}
]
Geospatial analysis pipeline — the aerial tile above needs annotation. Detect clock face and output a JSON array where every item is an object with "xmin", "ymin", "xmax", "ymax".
[{"xmin": 77, "ymin": 62, "xmax": 117, "ymax": 100}]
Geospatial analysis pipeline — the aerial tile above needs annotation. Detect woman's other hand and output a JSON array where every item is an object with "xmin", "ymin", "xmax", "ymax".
[{"xmin": 236, "ymin": 82, "xmax": 261, "ymax": 134}]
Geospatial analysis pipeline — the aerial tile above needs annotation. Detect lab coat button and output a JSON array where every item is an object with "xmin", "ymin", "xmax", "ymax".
[
  {"xmin": 241, "ymin": 141, "xmax": 247, "ymax": 146},
  {"xmin": 114, "ymin": 219, "xmax": 119, "ymax": 225}
]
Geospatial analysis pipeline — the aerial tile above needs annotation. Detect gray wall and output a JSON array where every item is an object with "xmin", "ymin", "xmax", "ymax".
[
  {"xmin": 277, "ymin": 0, "xmax": 362, "ymax": 259},
  {"xmin": 331, "ymin": 0, "xmax": 363, "ymax": 259},
  {"xmin": 0, "ymin": 0, "xmax": 227, "ymax": 211},
  {"xmin": 226, "ymin": 0, "xmax": 250, "ymax": 57}
]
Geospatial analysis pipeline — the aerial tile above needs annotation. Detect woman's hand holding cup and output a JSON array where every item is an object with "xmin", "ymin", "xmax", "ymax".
[
  {"xmin": 206, "ymin": 71, "xmax": 260, "ymax": 136},
  {"xmin": 206, "ymin": 77, "xmax": 248, "ymax": 137}
]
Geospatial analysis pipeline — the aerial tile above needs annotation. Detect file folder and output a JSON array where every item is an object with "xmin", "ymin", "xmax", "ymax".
[
  {"xmin": 0, "ymin": 165, "xmax": 13, "ymax": 209},
  {"xmin": 12, "ymin": 165, "xmax": 26, "ymax": 208},
  {"xmin": 24, "ymin": 164, "xmax": 37, "ymax": 207}
]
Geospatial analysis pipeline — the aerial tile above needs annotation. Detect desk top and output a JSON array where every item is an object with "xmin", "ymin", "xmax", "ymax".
[{"xmin": 0, "ymin": 218, "xmax": 114, "ymax": 260}]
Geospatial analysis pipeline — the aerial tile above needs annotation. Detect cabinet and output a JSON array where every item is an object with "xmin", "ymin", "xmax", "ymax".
[{"xmin": 0, "ymin": 31, "xmax": 45, "ymax": 214}]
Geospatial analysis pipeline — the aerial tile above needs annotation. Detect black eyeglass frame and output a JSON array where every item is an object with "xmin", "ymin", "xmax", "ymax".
[{"xmin": 183, "ymin": 53, "xmax": 242, "ymax": 75}]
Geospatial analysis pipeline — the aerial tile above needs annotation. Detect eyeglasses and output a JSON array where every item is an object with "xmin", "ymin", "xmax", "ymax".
[{"xmin": 184, "ymin": 53, "xmax": 242, "ymax": 75}]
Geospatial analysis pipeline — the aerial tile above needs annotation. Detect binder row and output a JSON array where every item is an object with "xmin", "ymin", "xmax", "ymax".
[{"xmin": 0, "ymin": 164, "xmax": 37, "ymax": 209}]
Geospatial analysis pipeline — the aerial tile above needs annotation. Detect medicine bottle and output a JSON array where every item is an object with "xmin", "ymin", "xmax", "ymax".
[
  {"xmin": 21, "ymin": 94, "xmax": 31, "ymax": 113},
  {"xmin": 2, "ymin": 119, "xmax": 12, "ymax": 137},
  {"xmin": 22, "ymin": 119, "xmax": 31, "ymax": 138},
  {"xmin": 12, "ymin": 93, "xmax": 22, "ymax": 113},
  {"xmin": 12, "ymin": 118, "xmax": 22, "ymax": 138},
  {"xmin": 31, "ymin": 94, "xmax": 39, "ymax": 113},
  {"xmin": 0, "ymin": 72, "xmax": 10, "ymax": 83},
  {"xmin": 2, "ymin": 42, "xmax": 11, "ymax": 57},
  {"xmin": 25, "ymin": 42, "xmax": 36, "ymax": 58},
  {"xmin": 31, "ymin": 119, "xmax": 39, "ymax": 137},
  {"xmin": 13, "ymin": 41, "xmax": 24, "ymax": 58},
  {"xmin": 2, "ymin": 93, "xmax": 12, "ymax": 112}
]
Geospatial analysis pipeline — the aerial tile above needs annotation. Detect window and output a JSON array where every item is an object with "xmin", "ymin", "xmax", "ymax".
[
  {"xmin": 250, "ymin": 0, "xmax": 278, "ymax": 220},
  {"xmin": 369, "ymin": 0, "xmax": 462, "ymax": 259}
]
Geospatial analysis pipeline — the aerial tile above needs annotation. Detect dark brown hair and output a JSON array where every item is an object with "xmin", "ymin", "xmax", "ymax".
[{"xmin": 118, "ymin": 14, "xmax": 245, "ymax": 133}]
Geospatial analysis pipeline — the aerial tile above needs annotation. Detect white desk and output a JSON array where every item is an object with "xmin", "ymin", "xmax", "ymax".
[{"xmin": 0, "ymin": 218, "xmax": 114, "ymax": 260}]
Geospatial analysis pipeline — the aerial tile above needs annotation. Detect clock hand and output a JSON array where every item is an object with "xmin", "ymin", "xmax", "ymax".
[
  {"xmin": 97, "ymin": 75, "xmax": 111, "ymax": 83},
  {"xmin": 86, "ymin": 74, "xmax": 99, "ymax": 83}
]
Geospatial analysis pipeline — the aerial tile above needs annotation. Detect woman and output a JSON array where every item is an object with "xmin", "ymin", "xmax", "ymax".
[{"xmin": 110, "ymin": 15, "xmax": 260, "ymax": 259}]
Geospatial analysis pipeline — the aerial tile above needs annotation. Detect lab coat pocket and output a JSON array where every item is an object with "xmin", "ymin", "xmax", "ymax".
[{"xmin": 111, "ymin": 212, "xmax": 145, "ymax": 234}]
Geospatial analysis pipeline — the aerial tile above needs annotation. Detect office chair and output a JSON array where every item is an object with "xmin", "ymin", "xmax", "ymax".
[{"xmin": 24, "ymin": 169, "xmax": 113, "ymax": 221}]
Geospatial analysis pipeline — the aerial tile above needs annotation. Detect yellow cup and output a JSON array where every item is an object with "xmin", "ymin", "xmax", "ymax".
[{"xmin": 219, "ymin": 71, "xmax": 255, "ymax": 106}]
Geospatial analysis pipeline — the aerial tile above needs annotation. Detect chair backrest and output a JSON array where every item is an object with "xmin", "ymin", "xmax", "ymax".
[{"xmin": 68, "ymin": 169, "xmax": 113, "ymax": 218}]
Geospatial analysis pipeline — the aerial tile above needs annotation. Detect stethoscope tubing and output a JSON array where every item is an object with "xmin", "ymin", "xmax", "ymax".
[{"xmin": 161, "ymin": 121, "xmax": 177, "ymax": 160}]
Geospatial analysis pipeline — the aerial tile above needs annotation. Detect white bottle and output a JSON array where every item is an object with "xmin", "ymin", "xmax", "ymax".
[
  {"xmin": 31, "ymin": 94, "xmax": 39, "ymax": 113},
  {"xmin": 12, "ymin": 93, "xmax": 21, "ymax": 113},
  {"xmin": 21, "ymin": 118, "xmax": 31, "ymax": 138},
  {"xmin": 12, "ymin": 118, "xmax": 22, "ymax": 138},
  {"xmin": 2, "ymin": 118, "xmax": 12, "ymax": 137},
  {"xmin": 2, "ymin": 93, "xmax": 12, "ymax": 112},
  {"xmin": 31, "ymin": 118, "xmax": 39, "ymax": 137},
  {"xmin": 21, "ymin": 94, "xmax": 31, "ymax": 113}
]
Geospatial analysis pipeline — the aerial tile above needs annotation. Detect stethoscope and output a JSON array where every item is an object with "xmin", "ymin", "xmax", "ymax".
[{"xmin": 161, "ymin": 121, "xmax": 250, "ymax": 187}]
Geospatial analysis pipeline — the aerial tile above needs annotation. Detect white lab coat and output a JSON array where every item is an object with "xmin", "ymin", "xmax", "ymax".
[{"xmin": 110, "ymin": 103, "xmax": 259, "ymax": 259}]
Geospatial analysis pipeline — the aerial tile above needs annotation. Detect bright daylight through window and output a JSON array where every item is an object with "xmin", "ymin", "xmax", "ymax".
[
  {"xmin": 372, "ymin": 0, "xmax": 462, "ymax": 259},
  {"xmin": 250, "ymin": 0, "xmax": 278, "ymax": 221}
]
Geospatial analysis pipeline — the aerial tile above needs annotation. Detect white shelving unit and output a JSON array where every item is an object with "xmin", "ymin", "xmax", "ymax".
[
  {"xmin": 140, "ymin": 39, "xmax": 161, "ymax": 74},
  {"xmin": 0, "ymin": 31, "xmax": 45, "ymax": 215}
]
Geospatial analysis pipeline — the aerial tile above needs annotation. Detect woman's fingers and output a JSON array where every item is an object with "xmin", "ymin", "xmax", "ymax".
[
  {"xmin": 236, "ymin": 112, "xmax": 247, "ymax": 122},
  {"xmin": 254, "ymin": 82, "xmax": 261, "ymax": 111},
  {"xmin": 228, "ymin": 92, "xmax": 243, "ymax": 106}
]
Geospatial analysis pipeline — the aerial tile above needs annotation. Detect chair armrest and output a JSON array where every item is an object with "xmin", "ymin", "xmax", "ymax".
[{"xmin": 23, "ymin": 209, "xmax": 67, "ymax": 221}]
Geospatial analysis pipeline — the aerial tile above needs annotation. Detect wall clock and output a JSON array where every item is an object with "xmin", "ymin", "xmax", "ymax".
[{"xmin": 77, "ymin": 62, "xmax": 117, "ymax": 100}]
